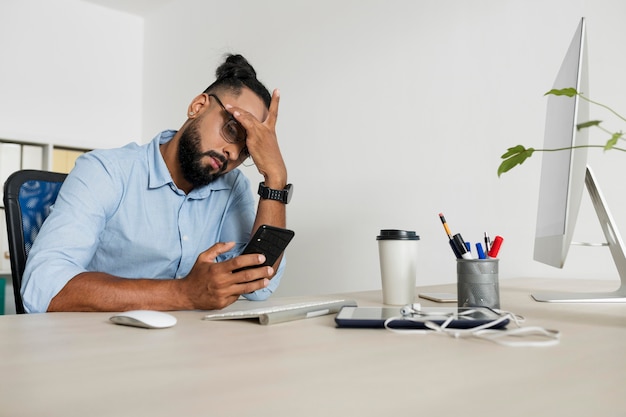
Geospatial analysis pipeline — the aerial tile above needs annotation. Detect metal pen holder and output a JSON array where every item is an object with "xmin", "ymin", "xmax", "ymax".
[{"xmin": 456, "ymin": 258, "xmax": 500, "ymax": 309}]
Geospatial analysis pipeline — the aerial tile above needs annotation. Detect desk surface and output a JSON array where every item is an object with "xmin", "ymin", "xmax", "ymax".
[{"xmin": 1, "ymin": 278, "xmax": 625, "ymax": 417}]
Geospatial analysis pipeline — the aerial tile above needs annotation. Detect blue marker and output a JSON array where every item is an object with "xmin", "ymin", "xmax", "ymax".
[{"xmin": 476, "ymin": 242, "xmax": 486, "ymax": 259}]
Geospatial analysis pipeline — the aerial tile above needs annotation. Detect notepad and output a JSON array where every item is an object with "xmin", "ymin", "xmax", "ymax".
[{"xmin": 203, "ymin": 298, "xmax": 358, "ymax": 325}]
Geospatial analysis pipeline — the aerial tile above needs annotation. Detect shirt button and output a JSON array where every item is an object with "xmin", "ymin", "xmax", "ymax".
[{"xmin": 182, "ymin": 235, "xmax": 189, "ymax": 241}]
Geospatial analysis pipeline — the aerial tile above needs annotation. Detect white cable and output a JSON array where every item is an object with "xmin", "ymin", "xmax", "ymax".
[
  {"xmin": 384, "ymin": 309, "xmax": 560, "ymax": 347},
  {"xmin": 472, "ymin": 326, "xmax": 561, "ymax": 347}
]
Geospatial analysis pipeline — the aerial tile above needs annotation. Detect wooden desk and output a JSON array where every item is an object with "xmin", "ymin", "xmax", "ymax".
[{"xmin": 1, "ymin": 278, "xmax": 625, "ymax": 417}]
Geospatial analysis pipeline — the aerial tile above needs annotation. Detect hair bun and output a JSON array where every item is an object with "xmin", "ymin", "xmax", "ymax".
[
  {"xmin": 216, "ymin": 54, "xmax": 257, "ymax": 80},
  {"xmin": 203, "ymin": 53, "xmax": 271, "ymax": 108}
]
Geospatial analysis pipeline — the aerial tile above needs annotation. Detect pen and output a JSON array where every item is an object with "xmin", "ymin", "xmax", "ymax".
[
  {"xmin": 484, "ymin": 232, "xmax": 491, "ymax": 252},
  {"xmin": 487, "ymin": 235, "xmax": 504, "ymax": 258},
  {"xmin": 476, "ymin": 242, "xmax": 486, "ymax": 259},
  {"xmin": 438, "ymin": 213, "xmax": 453, "ymax": 239},
  {"xmin": 439, "ymin": 213, "xmax": 461, "ymax": 258}
]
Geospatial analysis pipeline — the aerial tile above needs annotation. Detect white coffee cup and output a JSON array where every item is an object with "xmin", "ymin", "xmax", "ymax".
[{"xmin": 376, "ymin": 229, "xmax": 420, "ymax": 305}]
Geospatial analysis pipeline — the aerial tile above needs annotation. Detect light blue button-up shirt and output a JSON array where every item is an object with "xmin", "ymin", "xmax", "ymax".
[{"xmin": 21, "ymin": 130, "xmax": 283, "ymax": 313}]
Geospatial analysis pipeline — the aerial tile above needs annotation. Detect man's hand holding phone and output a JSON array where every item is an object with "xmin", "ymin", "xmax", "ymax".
[
  {"xmin": 181, "ymin": 225, "xmax": 294, "ymax": 310},
  {"xmin": 181, "ymin": 242, "xmax": 272, "ymax": 310}
]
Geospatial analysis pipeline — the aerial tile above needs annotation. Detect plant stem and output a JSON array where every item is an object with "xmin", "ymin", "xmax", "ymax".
[
  {"xmin": 537, "ymin": 144, "xmax": 626, "ymax": 152},
  {"xmin": 579, "ymin": 94, "xmax": 626, "ymax": 124}
]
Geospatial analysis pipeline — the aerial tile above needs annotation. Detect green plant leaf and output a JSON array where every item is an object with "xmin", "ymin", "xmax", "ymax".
[
  {"xmin": 498, "ymin": 87, "xmax": 626, "ymax": 178},
  {"xmin": 604, "ymin": 132, "xmax": 624, "ymax": 150},
  {"xmin": 498, "ymin": 145, "xmax": 535, "ymax": 177},
  {"xmin": 500, "ymin": 144, "xmax": 526, "ymax": 159},
  {"xmin": 545, "ymin": 87, "xmax": 578, "ymax": 97},
  {"xmin": 577, "ymin": 120, "xmax": 602, "ymax": 130}
]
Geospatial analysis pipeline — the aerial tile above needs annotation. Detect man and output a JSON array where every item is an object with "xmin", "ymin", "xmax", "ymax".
[{"xmin": 21, "ymin": 54, "xmax": 292, "ymax": 313}]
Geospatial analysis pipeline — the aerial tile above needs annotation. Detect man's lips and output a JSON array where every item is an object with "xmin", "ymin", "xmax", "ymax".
[
  {"xmin": 204, "ymin": 154, "xmax": 225, "ymax": 171},
  {"xmin": 200, "ymin": 151, "xmax": 227, "ymax": 171},
  {"xmin": 208, "ymin": 156, "xmax": 223, "ymax": 170}
]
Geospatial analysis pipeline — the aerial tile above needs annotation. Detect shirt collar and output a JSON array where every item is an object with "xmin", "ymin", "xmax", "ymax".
[{"xmin": 147, "ymin": 130, "xmax": 234, "ymax": 198}]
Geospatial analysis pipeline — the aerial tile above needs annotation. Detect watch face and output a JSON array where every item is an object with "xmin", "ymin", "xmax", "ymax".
[{"xmin": 284, "ymin": 183, "xmax": 292, "ymax": 203}]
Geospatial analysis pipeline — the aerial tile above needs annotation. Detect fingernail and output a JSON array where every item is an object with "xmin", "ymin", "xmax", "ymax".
[
  {"xmin": 233, "ymin": 111, "xmax": 240, "ymax": 117},
  {"xmin": 259, "ymin": 254, "xmax": 266, "ymax": 263},
  {"xmin": 225, "ymin": 104, "xmax": 233, "ymax": 109},
  {"xmin": 263, "ymin": 279, "xmax": 270, "ymax": 287}
]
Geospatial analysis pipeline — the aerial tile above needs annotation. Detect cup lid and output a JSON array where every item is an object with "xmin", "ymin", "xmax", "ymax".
[{"xmin": 376, "ymin": 229, "xmax": 420, "ymax": 240}]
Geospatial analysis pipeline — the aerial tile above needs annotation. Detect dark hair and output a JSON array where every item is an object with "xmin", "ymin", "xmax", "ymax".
[{"xmin": 203, "ymin": 54, "xmax": 271, "ymax": 108}]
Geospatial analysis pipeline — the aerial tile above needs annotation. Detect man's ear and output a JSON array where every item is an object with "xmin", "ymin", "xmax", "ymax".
[{"xmin": 187, "ymin": 93, "xmax": 210, "ymax": 118}]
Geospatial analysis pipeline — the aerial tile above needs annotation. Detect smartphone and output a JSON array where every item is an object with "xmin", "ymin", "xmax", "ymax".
[
  {"xmin": 334, "ymin": 306, "xmax": 508, "ymax": 329},
  {"xmin": 232, "ymin": 225, "xmax": 295, "ymax": 272}
]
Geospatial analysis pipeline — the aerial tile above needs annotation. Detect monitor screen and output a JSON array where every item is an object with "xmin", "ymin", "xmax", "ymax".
[{"xmin": 533, "ymin": 17, "xmax": 588, "ymax": 268}]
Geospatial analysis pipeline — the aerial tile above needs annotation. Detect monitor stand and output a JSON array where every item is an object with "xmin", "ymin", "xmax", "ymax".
[{"xmin": 532, "ymin": 166, "xmax": 626, "ymax": 302}]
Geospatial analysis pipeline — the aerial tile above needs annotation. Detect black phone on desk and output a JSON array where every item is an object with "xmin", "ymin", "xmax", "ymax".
[
  {"xmin": 334, "ymin": 306, "xmax": 508, "ymax": 329},
  {"xmin": 232, "ymin": 225, "xmax": 295, "ymax": 272}
]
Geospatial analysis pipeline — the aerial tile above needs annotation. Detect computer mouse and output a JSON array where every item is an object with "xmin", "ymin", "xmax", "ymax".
[{"xmin": 109, "ymin": 310, "xmax": 177, "ymax": 329}]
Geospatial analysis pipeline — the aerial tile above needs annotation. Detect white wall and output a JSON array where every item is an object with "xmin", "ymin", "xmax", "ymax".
[
  {"xmin": 141, "ymin": 0, "xmax": 626, "ymax": 297},
  {"xmin": 0, "ymin": 0, "xmax": 143, "ymax": 149},
  {"xmin": 4, "ymin": 0, "xmax": 626, "ymax": 300}
]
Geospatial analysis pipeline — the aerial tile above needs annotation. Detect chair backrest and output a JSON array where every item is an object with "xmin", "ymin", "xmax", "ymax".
[{"xmin": 3, "ymin": 170, "xmax": 67, "ymax": 314}]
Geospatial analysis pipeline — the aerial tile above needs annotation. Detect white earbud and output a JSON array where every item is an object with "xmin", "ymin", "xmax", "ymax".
[{"xmin": 400, "ymin": 303, "xmax": 421, "ymax": 316}]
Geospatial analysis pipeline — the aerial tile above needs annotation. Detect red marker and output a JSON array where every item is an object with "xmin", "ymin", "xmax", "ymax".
[{"xmin": 487, "ymin": 235, "xmax": 504, "ymax": 258}]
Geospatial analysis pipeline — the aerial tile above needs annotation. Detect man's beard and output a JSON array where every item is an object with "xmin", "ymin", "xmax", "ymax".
[{"xmin": 178, "ymin": 122, "xmax": 228, "ymax": 187}]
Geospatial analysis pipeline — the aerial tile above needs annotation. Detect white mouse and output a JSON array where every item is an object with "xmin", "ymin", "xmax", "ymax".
[{"xmin": 109, "ymin": 310, "xmax": 177, "ymax": 329}]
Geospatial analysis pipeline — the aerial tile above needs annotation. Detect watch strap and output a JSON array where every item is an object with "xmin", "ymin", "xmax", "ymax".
[{"xmin": 258, "ymin": 182, "xmax": 292, "ymax": 204}]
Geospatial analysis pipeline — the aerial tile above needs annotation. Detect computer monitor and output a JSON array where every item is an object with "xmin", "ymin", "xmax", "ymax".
[{"xmin": 532, "ymin": 17, "xmax": 626, "ymax": 302}]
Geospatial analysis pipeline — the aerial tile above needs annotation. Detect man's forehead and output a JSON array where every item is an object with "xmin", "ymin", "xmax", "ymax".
[{"xmin": 221, "ymin": 89, "xmax": 268, "ymax": 122}]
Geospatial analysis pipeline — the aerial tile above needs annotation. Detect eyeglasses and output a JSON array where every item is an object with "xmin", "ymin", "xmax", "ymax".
[{"xmin": 208, "ymin": 94, "xmax": 247, "ymax": 146}]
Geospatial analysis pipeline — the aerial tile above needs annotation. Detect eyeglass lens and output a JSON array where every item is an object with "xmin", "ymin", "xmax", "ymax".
[{"xmin": 209, "ymin": 94, "xmax": 247, "ymax": 144}]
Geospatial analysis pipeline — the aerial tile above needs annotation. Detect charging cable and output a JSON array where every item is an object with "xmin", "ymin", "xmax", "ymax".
[{"xmin": 384, "ymin": 305, "xmax": 560, "ymax": 347}]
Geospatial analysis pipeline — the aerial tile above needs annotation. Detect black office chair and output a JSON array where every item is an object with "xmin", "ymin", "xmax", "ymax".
[{"xmin": 3, "ymin": 170, "xmax": 67, "ymax": 314}]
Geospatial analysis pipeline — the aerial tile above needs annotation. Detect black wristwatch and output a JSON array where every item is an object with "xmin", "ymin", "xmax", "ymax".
[{"xmin": 258, "ymin": 182, "xmax": 293, "ymax": 204}]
